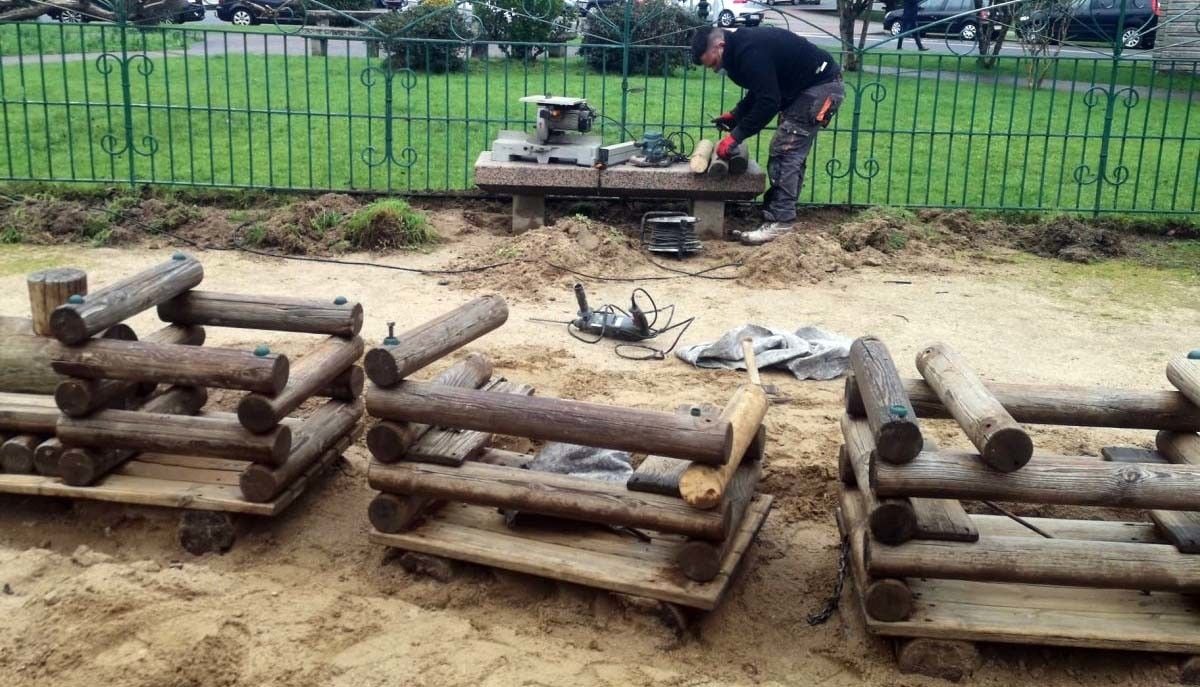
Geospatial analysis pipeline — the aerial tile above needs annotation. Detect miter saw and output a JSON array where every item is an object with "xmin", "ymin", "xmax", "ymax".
[{"xmin": 491, "ymin": 95, "xmax": 636, "ymax": 167}]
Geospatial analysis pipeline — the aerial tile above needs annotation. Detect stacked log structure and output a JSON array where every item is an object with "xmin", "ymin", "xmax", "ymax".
[
  {"xmin": 0, "ymin": 256, "xmax": 364, "ymax": 504},
  {"xmin": 363, "ymin": 296, "xmax": 771, "ymax": 585},
  {"xmin": 839, "ymin": 337, "xmax": 1200, "ymax": 680}
]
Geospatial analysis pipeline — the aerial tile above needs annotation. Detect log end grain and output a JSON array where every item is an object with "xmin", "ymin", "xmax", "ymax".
[
  {"xmin": 896, "ymin": 638, "xmax": 981, "ymax": 682},
  {"xmin": 239, "ymin": 465, "xmax": 281, "ymax": 503},
  {"xmin": 675, "ymin": 540, "xmax": 722, "ymax": 582},
  {"xmin": 58, "ymin": 448, "xmax": 107, "ymax": 486},
  {"xmin": 366, "ymin": 421, "xmax": 422, "ymax": 463},
  {"xmin": 0, "ymin": 438, "xmax": 36, "ymax": 474},
  {"xmin": 678, "ymin": 468, "xmax": 723, "ymax": 510},
  {"xmin": 237, "ymin": 395, "xmax": 281, "ymax": 435},
  {"xmin": 54, "ymin": 378, "xmax": 98, "ymax": 417},
  {"xmin": 863, "ymin": 578, "xmax": 914, "ymax": 622},
  {"xmin": 269, "ymin": 425, "xmax": 294, "ymax": 465},
  {"xmin": 368, "ymin": 492, "xmax": 431, "ymax": 533},
  {"xmin": 982, "ymin": 425, "xmax": 1034, "ymax": 473},
  {"xmin": 326, "ymin": 365, "xmax": 365, "ymax": 401},
  {"xmin": 868, "ymin": 501, "xmax": 919, "ymax": 546},
  {"xmin": 347, "ymin": 302, "xmax": 365, "ymax": 336},
  {"xmin": 876, "ymin": 421, "xmax": 924, "ymax": 465},
  {"xmin": 178, "ymin": 510, "xmax": 237, "ymax": 555},
  {"xmin": 33, "ymin": 440, "xmax": 63, "ymax": 476},
  {"xmin": 49, "ymin": 305, "xmax": 88, "ymax": 345},
  {"xmin": 268, "ymin": 355, "xmax": 291, "ymax": 396},
  {"xmin": 364, "ymin": 347, "xmax": 401, "ymax": 388}
]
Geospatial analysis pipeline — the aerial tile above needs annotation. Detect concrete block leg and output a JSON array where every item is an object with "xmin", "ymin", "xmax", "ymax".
[
  {"xmin": 691, "ymin": 199, "xmax": 725, "ymax": 240},
  {"xmin": 512, "ymin": 195, "xmax": 545, "ymax": 234}
]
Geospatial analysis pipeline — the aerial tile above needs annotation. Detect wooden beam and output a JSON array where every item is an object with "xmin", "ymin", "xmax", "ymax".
[
  {"xmin": 367, "ymin": 459, "xmax": 730, "ymax": 540},
  {"xmin": 321, "ymin": 365, "xmax": 364, "ymax": 401},
  {"xmin": 367, "ymin": 380, "xmax": 734, "ymax": 465},
  {"xmin": 1151, "ymin": 431, "xmax": 1200, "ymax": 553},
  {"xmin": 364, "ymin": 295, "xmax": 508, "ymax": 387},
  {"xmin": 50, "ymin": 254, "xmax": 203, "ymax": 344},
  {"xmin": 52, "ymin": 337, "xmax": 288, "ymax": 395},
  {"xmin": 846, "ymin": 376, "xmax": 1200, "ymax": 431},
  {"xmin": 238, "ymin": 400, "xmax": 361, "ymax": 503},
  {"xmin": 27, "ymin": 268, "xmax": 86, "ymax": 336},
  {"xmin": 678, "ymin": 384, "xmax": 768, "ymax": 508},
  {"xmin": 157, "ymin": 290, "xmax": 363, "ymax": 337},
  {"xmin": 849, "ymin": 338, "xmax": 922, "ymax": 464},
  {"xmin": 865, "ymin": 532, "xmax": 1200, "ymax": 593},
  {"xmin": 0, "ymin": 321, "xmax": 137, "ymax": 394},
  {"xmin": 873, "ymin": 449, "xmax": 1200, "ymax": 511},
  {"xmin": 0, "ymin": 392, "xmax": 61, "ymax": 434},
  {"xmin": 1167, "ymin": 358, "xmax": 1200, "ymax": 408},
  {"xmin": 916, "ymin": 343, "xmax": 1032, "ymax": 472},
  {"xmin": 237, "ymin": 335, "xmax": 363, "ymax": 433}
]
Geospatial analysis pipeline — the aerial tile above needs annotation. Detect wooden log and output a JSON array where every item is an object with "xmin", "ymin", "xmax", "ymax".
[
  {"xmin": 1, "ymin": 434, "xmax": 41, "ymax": 473},
  {"xmin": 366, "ymin": 380, "xmax": 735, "ymax": 466},
  {"xmin": 865, "ymin": 532, "xmax": 1200, "ymax": 592},
  {"xmin": 1151, "ymin": 431, "xmax": 1200, "ymax": 553},
  {"xmin": 366, "ymin": 352, "xmax": 494, "ymax": 463},
  {"xmin": 27, "ymin": 268, "xmax": 87, "ymax": 336},
  {"xmin": 238, "ymin": 400, "xmax": 362, "ymax": 502},
  {"xmin": 364, "ymin": 295, "xmax": 508, "ymax": 387},
  {"xmin": 846, "ymin": 375, "xmax": 1200, "ymax": 431},
  {"xmin": 840, "ymin": 484, "xmax": 915, "ymax": 622},
  {"xmin": 33, "ymin": 437, "xmax": 64, "ymax": 476},
  {"xmin": 52, "ymin": 338, "xmax": 288, "ymax": 395},
  {"xmin": 406, "ymin": 380, "xmax": 533, "ymax": 466},
  {"xmin": 320, "ymin": 365, "xmax": 364, "ymax": 401},
  {"xmin": 1159, "ymin": 430, "xmax": 1200, "ymax": 466},
  {"xmin": 895, "ymin": 638, "xmax": 981, "ymax": 682},
  {"xmin": 689, "ymin": 139, "xmax": 714, "ymax": 174},
  {"xmin": 368, "ymin": 492, "xmax": 440, "ymax": 533},
  {"xmin": 50, "ymin": 254, "xmax": 204, "ymax": 344},
  {"xmin": 707, "ymin": 149, "xmax": 728, "ymax": 177},
  {"xmin": 157, "ymin": 290, "xmax": 363, "ymax": 337},
  {"xmin": 674, "ymin": 459, "xmax": 761, "ymax": 581},
  {"xmin": 916, "ymin": 343, "xmax": 1032, "ymax": 472},
  {"xmin": 1168, "ymin": 358, "xmax": 1200, "ymax": 409},
  {"xmin": 848, "ymin": 339, "xmax": 922, "ymax": 465},
  {"xmin": 237, "ymin": 335, "xmax": 364, "ymax": 433},
  {"xmin": 629, "ymin": 405, "xmax": 722, "ymax": 497},
  {"xmin": 57, "ymin": 386, "xmax": 209, "ymax": 486},
  {"xmin": 873, "ymin": 449, "xmax": 1200, "ymax": 510},
  {"xmin": 841, "ymin": 414, "xmax": 918, "ymax": 544},
  {"xmin": 54, "ymin": 324, "xmax": 206, "ymax": 417},
  {"xmin": 367, "ymin": 459, "xmax": 730, "ymax": 540},
  {"xmin": 0, "ymin": 326, "xmax": 142, "ymax": 394},
  {"xmin": 0, "ymin": 392, "xmax": 61, "ymax": 434}
]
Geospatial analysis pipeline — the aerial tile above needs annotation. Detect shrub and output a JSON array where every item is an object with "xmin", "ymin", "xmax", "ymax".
[
  {"xmin": 378, "ymin": 0, "xmax": 470, "ymax": 73},
  {"xmin": 343, "ymin": 199, "xmax": 436, "ymax": 249},
  {"xmin": 580, "ymin": 0, "xmax": 696, "ymax": 74},
  {"xmin": 473, "ymin": 0, "xmax": 574, "ymax": 60}
]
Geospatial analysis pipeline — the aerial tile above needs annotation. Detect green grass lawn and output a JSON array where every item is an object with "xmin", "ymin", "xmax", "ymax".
[
  {"xmin": 1, "ymin": 29, "xmax": 1197, "ymax": 213},
  {"xmin": 0, "ymin": 21, "xmax": 196, "ymax": 56}
]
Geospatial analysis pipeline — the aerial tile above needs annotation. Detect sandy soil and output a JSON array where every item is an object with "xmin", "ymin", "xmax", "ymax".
[{"xmin": 0, "ymin": 207, "xmax": 1198, "ymax": 687}]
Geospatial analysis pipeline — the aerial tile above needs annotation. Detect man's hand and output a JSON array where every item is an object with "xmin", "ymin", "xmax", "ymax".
[
  {"xmin": 711, "ymin": 112, "xmax": 736, "ymax": 132},
  {"xmin": 715, "ymin": 134, "xmax": 739, "ymax": 160}
]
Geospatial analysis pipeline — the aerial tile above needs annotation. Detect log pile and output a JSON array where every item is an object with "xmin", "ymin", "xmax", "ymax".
[
  {"xmin": 839, "ymin": 336, "xmax": 1200, "ymax": 680},
  {"xmin": 0, "ymin": 256, "xmax": 363, "ymax": 508},
  {"xmin": 363, "ymin": 296, "xmax": 773, "ymax": 609}
]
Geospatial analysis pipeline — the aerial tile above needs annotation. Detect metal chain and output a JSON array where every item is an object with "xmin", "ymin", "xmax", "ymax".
[{"xmin": 806, "ymin": 535, "xmax": 850, "ymax": 626}]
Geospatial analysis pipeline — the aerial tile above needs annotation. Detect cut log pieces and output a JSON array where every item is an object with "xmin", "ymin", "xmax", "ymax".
[
  {"xmin": 674, "ymin": 459, "xmax": 761, "ymax": 582},
  {"xmin": 239, "ymin": 399, "xmax": 362, "ymax": 503},
  {"xmin": 839, "ymin": 485, "xmax": 914, "ymax": 622},
  {"xmin": 58, "ymin": 386, "xmax": 209, "ymax": 486},
  {"xmin": 27, "ymin": 268, "xmax": 87, "ymax": 336},
  {"xmin": 366, "ymin": 381, "xmax": 736, "ymax": 466},
  {"xmin": 52, "ymin": 337, "xmax": 288, "ymax": 395},
  {"xmin": 158, "ymin": 290, "xmax": 363, "ymax": 337},
  {"xmin": 366, "ymin": 352, "xmax": 494, "ymax": 463},
  {"xmin": 33, "ymin": 437, "xmax": 64, "ymax": 476},
  {"xmin": 0, "ymin": 392, "xmax": 61, "ymax": 434},
  {"xmin": 873, "ymin": 449, "xmax": 1200, "ymax": 511},
  {"xmin": 848, "ymin": 337, "xmax": 922, "ymax": 464},
  {"xmin": 237, "ymin": 335, "xmax": 364, "ymax": 433},
  {"xmin": 365, "ymin": 295, "xmax": 508, "ymax": 388},
  {"xmin": 369, "ymin": 492, "xmax": 442, "ymax": 534},
  {"xmin": 689, "ymin": 139, "xmax": 714, "ymax": 174},
  {"xmin": 50, "ymin": 254, "xmax": 204, "ymax": 345},
  {"xmin": 54, "ymin": 324, "xmax": 206, "ymax": 417},
  {"xmin": 322, "ymin": 366, "xmax": 364, "ymax": 401},
  {"xmin": 1152, "ymin": 431, "xmax": 1200, "ymax": 553},
  {"xmin": 915, "ymin": 343, "xmax": 1032, "ymax": 472},
  {"xmin": 1168, "ymin": 357, "xmax": 1200, "ymax": 408},
  {"xmin": 1, "ymin": 434, "xmax": 41, "ymax": 473},
  {"xmin": 367, "ymin": 459, "xmax": 730, "ymax": 540},
  {"xmin": 678, "ymin": 386, "xmax": 769, "ymax": 508},
  {"xmin": 845, "ymin": 376, "xmax": 1200, "ymax": 432}
]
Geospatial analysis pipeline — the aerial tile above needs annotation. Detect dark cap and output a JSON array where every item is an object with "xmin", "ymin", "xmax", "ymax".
[{"xmin": 690, "ymin": 26, "xmax": 720, "ymax": 66}]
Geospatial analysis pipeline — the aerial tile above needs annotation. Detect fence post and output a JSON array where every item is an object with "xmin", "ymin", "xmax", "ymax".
[
  {"xmin": 116, "ymin": 1, "xmax": 137, "ymax": 187},
  {"xmin": 1092, "ymin": 0, "xmax": 1131, "ymax": 216}
]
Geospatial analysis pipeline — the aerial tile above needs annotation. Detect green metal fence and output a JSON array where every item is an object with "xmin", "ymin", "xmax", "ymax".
[{"xmin": 0, "ymin": 0, "xmax": 1197, "ymax": 215}]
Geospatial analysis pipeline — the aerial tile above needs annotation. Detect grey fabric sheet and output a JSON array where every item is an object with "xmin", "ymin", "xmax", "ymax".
[{"xmin": 675, "ymin": 324, "xmax": 852, "ymax": 381}]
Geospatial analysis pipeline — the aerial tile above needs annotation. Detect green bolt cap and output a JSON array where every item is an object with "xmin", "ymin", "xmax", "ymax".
[
  {"xmin": 66, "ymin": 294, "xmax": 84, "ymax": 304},
  {"xmin": 253, "ymin": 345, "xmax": 270, "ymax": 357},
  {"xmin": 889, "ymin": 404, "xmax": 909, "ymax": 419},
  {"xmin": 1189, "ymin": 350, "xmax": 1200, "ymax": 360},
  {"xmin": 172, "ymin": 252, "xmax": 187, "ymax": 261},
  {"xmin": 382, "ymin": 336, "xmax": 400, "ymax": 346},
  {"xmin": 334, "ymin": 296, "xmax": 348, "ymax": 305},
  {"xmin": 690, "ymin": 407, "xmax": 702, "ymax": 417}
]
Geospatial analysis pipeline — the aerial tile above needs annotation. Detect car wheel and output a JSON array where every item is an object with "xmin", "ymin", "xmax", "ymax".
[
  {"xmin": 58, "ymin": 9, "xmax": 85, "ymax": 22},
  {"xmin": 231, "ymin": 8, "xmax": 255, "ymax": 25},
  {"xmin": 888, "ymin": 21, "xmax": 900, "ymax": 36},
  {"xmin": 718, "ymin": 10, "xmax": 735, "ymax": 27},
  {"xmin": 1121, "ymin": 28, "xmax": 1141, "ymax": 49},
  {"xmin": 959, "ymin": 22, "xmax": 977, "ymax": 41}
]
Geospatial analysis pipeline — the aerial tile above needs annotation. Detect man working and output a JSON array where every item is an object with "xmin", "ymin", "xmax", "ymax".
[{"xmin": 691, "ymin": 25, "xmax": 844, "ymax": 245}]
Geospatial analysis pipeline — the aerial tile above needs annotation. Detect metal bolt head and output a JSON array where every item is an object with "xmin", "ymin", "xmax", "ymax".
[
  {"xmin": 253, "ymin": 345, "xmax": 270, "ymax": 357},
  {"xmin": 1189, "ymin": 350, "xmax": 1200, "ymax": 360},
  {"xmin": 66, "ymin": 294, "xmax": 84, "ymax": 305},
  {"xmin": 334, "ymin": 296, "xmax": 348, "ymax": 305},
  {"xmin": 690, "ymin": 406, "xmax": 701, "ymax": 417}
]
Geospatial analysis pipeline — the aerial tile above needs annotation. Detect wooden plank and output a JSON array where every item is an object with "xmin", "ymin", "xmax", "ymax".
[
  {"xmin": 0, "ymin": 472, "xmax": 274, "ymax": 515},
  {"xmin": 1101, "ymin": 446, "xmax": 1168, "ymax": 464},
  {"xmin": 971, "ymin": 514, "xmax": 1164, "ymax": 544},
  {"xmin": 407, "ymin": 381, "xmax": 534, "ymax": 466},
  {"xmin": 910, "ymin": 499, "xmax": 978, "ymax": 542},
  {"xmin": 369, "ymin": 495, "xmax": 773, "ymax": 610},
  {"xmin": 1150, "ymin": 511, "xmax": 1200, "ymax": 554},
  {"xmin": 114, "ymin": 461, "xmax": 242, "ymax": 486},
  {"xmin": 132, "ymin": 453, "xmax": 250, "ymax": 472}
]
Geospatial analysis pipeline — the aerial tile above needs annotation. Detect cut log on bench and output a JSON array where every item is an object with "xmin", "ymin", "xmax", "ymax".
[
  {"xmin": 1167, "ymin": 358, "xmax": 1200, "ymax": 409},
  {"xmin": 50, "ymin": 254, "xmax": 203, "ymax": 344},
  {"xmin": 239, "ymin": 400, "xmax": 361, "ymax": 503},
  {"xmin": 52, "ymin": 338, "xmax": 288, "ymax": 395},
  {"xmin": 689, "ymin": 139, "xmax": 714, "ymax": 174},
  {"xmin": 678, "ymin": 384, "xmax": 769, "ymax": 508},
  {"xmin": 54, "ymin": 324, "xmax": 206, "ymax": 417},
  {"xmin": 1, "ymin": 434, "xmax": 41, "ymax": 474},
  {"xmin": 237, "ymin": 335, "xmax": 363, "ymax": 433},
  {"xmin": 916, "ymin": 343, "xmax": 1032, "ymax": 472},
  {"xmin": 845, "ymin": 376, "xmax": 1200, "ymax": 431},
  {"xmin": 873, "ymin": 449, "xmax": 1200, "ymax": 511},
  {"xmin": 367, "ymin": 459, "xmax": 730, "ymax": 540},
  {"xmin": 0, "ymin": 392, "xmax": 61, "ymax": 434},
  {"xmin": 849, "ymin": 338, "xmax": 922, "ymax": 464},
  {"xmin": 366, "ymin": 381, "xmax": 736, "ymax": 465},
  {"xmin": 157, "ymin": 290, "xmax": 363, "ymax": 337},
  {"xmin": 27, "ymin": 267, "xmax": 87, "ymax": 336},
  {"xmin": 364, "ymin": 295, "xmax": 508, "ymax": 387}
]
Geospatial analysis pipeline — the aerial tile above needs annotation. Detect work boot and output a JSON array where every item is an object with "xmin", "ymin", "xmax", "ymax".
[{"xmin": 736, "ymin": 222, "xmax": 794, "ymax": 246}]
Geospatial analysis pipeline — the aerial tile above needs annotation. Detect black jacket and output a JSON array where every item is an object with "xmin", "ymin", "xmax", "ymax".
[{"xmin": 722, "ymin": 27, "xmax": 841, "ymax": 143}]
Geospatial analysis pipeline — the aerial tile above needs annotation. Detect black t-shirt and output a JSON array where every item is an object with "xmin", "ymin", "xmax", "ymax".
[{"xmin": 722, "ymin": 27, "xmax": 841, "ymax": 142}]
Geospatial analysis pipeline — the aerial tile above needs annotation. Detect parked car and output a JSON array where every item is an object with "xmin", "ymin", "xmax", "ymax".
[
  {"xmin": 574, "ymin": 0, "xmax": 621, "ymax": 14},
  {"xmin": 883, "ymin": 0, "xmax": 990, "ymax": 41},
  {"xmin": 711, "ymin": 0, "xmax": 763, "ymax": 27},
  {"xmin": 374, "ymin": 0, "xmax": 411, "ymax": 9},
  {"xmin": 51, "ymin": 0, "xmax": 205, "ymax": 24},
  {"xmin": 1018, "ymin": 0, "xmax": 1160, "ymax": 49},
  {"xmin": 216, "ymin": 0, "xmax": 302, "ymax": 25},
  {"xmin": 757, "ymin": 0, "xmax": 821, "ymax": 6}
]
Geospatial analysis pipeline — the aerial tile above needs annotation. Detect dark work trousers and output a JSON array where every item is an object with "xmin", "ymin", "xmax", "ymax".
[
  {"xmin": 897, "ymin": 4, "xmax": 926, "ymax": 49},
  {"xmin": 762, "ymin": 78, "xmax": 845, "ymax": 224}
]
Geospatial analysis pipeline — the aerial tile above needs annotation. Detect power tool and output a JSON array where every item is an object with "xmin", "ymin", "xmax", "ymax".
[
  {"xmin": 571, "ymin": 283, "xmax": 650, "ymax": 341},
  {"xmin": 530, "ymin": 284, "xmax": 695, "ymax": 360},
  {"xmin": 490, "ymin": 95, "xmax": 635, "ymax": 167}
]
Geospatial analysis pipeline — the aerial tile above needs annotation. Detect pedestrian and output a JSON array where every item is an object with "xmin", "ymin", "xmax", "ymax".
[
  {"xmin": 897, "ymin": 0, "xmax": 930, "ymax": 51},
  {"xmin": 691, "ymin": 25, "xmax": 844, "ymax": 245}
]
